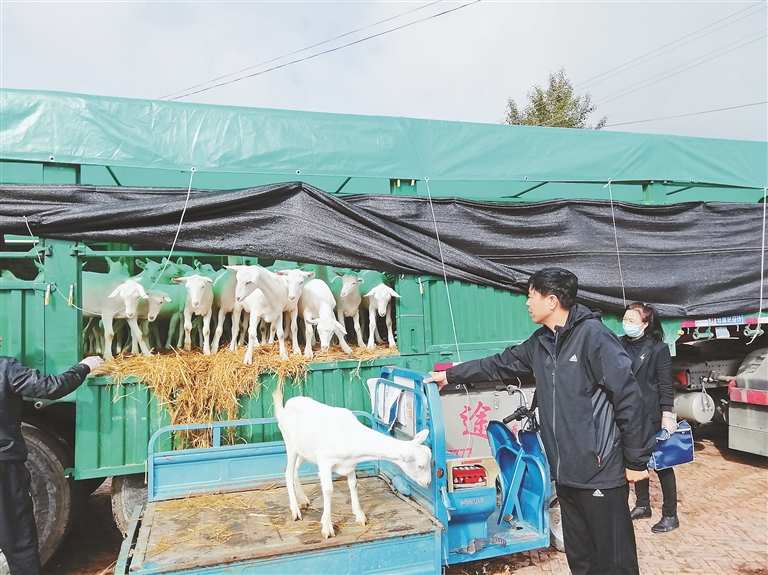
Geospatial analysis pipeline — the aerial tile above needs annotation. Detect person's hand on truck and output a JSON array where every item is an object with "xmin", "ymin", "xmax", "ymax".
[{"xmin": 424, "ymin": 371, "xmax": 447, "ymax": 390}]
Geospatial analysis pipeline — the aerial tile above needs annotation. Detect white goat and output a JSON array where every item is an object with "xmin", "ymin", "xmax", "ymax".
[
  {"xmin": 329, "ymin": 270, "xmax": 365, "ymax": 348},
  {"xmin": 172, "ymin": 274, "xmax": 214, "ymax": 355},
  {"xmin": 272, "ymin": 387, "xmax": 432, "ymax": 539},
  {"xmin": 360, "ymin": 271, "xmax": 401, "ymax": 350},
  {"xmin": 133, "ymin": 290, "xmax": 173, "ymax": 354},
  {"xmin": 134, "ymin": 257, "xmax": 187, "ymax": 285},
  {"xmin": 270, "ymin": 262, "xmax": 315, "ymax": 355},
  {"xmin": 225, "ymin": 265, "xmax": 290, "ymax": 362},
  {"xmin": 82, "ymin": 276, "xmax": 149, "ymax": 360},
  {"xmin": 195, "ymin": 267, "xmax": 240, "ymax": 354},
  {"xmin": 298, "ymin": 279, "xmax": 352, "ymax": 359},
  {"xmin": 233, "ymin": 287, "xmax": 270, "ymax": 360}
]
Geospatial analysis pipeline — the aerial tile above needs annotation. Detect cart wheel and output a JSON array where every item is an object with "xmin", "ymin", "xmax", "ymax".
[
  {"xmin": 550, "ymin": 493, "xmax": 565, "ymax": 552},
  {"xmin": 111, "ymin": 473, "xmax": 148, "ymax": 536}
]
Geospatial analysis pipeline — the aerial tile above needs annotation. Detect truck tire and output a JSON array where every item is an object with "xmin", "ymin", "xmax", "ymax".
[
  {"xmin": 111, "ymin": 473, "xmax": 148, "ymax": 536},
  {"xmin": 21, "ymin": 422, "xmax": 83, "ymax": 567},
  {"xmin": 550, "ymin": 492, "xmax": 565, "ymax": 552}
]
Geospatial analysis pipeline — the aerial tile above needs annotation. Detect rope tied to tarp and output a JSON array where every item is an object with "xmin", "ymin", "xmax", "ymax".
[
  {"xmin": 747, "ymin": 185, "xmax": 767, "ymax": 345},
  {"xmin": 605, "ymin": 179, "xmax": 627, "ymax": 309}
]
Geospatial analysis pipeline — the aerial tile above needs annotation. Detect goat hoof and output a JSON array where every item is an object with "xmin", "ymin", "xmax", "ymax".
[
  {"xmin": 355, "ymin": 514, "xmax": 367, "ymax": 526},
  {"xmin": 321, "ymin": 526, "xmax": 335, "ymax": 539}
]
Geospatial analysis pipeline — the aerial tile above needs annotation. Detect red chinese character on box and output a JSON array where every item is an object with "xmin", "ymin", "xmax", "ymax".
[{"xmin": 460, "ymin": 402, "xmax": 491, "ymax": 438}]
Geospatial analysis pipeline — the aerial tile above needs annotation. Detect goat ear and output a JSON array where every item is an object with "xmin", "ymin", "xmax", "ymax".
[
  {"xmin": 171, "ymin": 277, "xmax": 186, "ymax": 284},
  {"xmin": 107, "ymin": 285, "xmax": 123, "ymax": 299},
  {"xmin": 333, "ymin": 270, "xmax": 343, "ymax": 277},
  {"xmin": 305, "ymin": 271, "xmax": 315, "ymax": 279},
  {"xmin": 137, "ymin": 286, "xmax": 149, "ymax": 299},
  {"xmin": 357, "ymin": 277, "xmax": 364, "ymax": 284},
  {"xmin": 335, "ymin": 320, "xmax": 347, "ymax": 335},
  {"xmin": 388, "ymin": 287, "xmax": 402, "ymax": 299},
  {"xmin": 306, "ymin": 318, "xmax": 318, "ymax": 325},
  {"xmin": 203, "ymin": 277, "xmax": 214, "ymax": 284},
  {"xmin": 275, "ymin": 270, "xmax": 288, "ymax": 276},
  {"xmin": 363, "ymin": 287, "xmax": 376, "ymax": 298},
  {"xmin": 164, "ymin": 296, "xmax": 173, "ymax": 302},
  {"xmin": 412, "ymin": 429, "xmax": 429, "ymax": 445}
]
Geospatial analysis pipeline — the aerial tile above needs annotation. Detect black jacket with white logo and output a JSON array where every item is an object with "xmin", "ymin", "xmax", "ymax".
[
  {"xmin": 0, "ymin": 356, "xmax": 90, "ymax": 461},
  {"xmin": 619, "ymin": 335, "xmax": 674, "ymax": 428},
  {"xmin": 447, "ymin": 304, "xmax": 654, "ymax": 489}
]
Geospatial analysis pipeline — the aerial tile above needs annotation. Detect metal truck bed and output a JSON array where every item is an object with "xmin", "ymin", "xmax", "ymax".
[{"xmin": 122, "ymin": 477, "xmax": 440, "ymax": 574}]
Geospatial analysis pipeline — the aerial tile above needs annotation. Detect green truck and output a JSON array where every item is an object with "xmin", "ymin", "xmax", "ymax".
[{"xmin": 0, "ymin": 89, "xmax": 766, "ymax": 569}]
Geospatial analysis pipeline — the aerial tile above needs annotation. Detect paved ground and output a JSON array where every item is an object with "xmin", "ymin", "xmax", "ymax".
[{"xmin": 44, "ymin": 423, "xmax": 766, "ymax": 575}]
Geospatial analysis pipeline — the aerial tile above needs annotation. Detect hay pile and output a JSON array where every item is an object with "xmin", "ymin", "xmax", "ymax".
[{"xmin": 97, "ymin": 344, "xmax": 398, "ymax": 446}]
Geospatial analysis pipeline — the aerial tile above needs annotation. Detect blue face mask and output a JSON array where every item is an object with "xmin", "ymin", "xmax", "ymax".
[{"xmin": 623, "ymin": 322, "xmax": 645, "ymax": 338}]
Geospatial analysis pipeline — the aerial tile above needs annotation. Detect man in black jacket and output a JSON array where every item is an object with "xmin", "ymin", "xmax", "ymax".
[
  {"xmin": 0, "ymin": 344, "xmax": 104, "ymax": 575},
  {"xmin": 425, "ymin": 268, "xmax": 654, "ymax": 575}
]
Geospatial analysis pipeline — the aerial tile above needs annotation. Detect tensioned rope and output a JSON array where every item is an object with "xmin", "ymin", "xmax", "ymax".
[
  {"xmin": 423, "ymin": 177, "xmax": 462, "ymax": 363},
  {"xmin": 747, "ymin": 185, "xmax": 767, "ymax": 345},
  {"xmin": 606, "ymin": 180, "xmax": 628, "ymax": 309},
  {"xmin": 423, "ymin": 176, "xmax": 476, "ymax": 456}
]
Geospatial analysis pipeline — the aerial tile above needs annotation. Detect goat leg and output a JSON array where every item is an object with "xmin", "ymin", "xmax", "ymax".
[
  {"xmin": 318, "ymin": 464, "xmax": 335, "ymax": 538},
  {"xmin": 347, "ymin": 472, "xmax": 366, "ymax": 526}
]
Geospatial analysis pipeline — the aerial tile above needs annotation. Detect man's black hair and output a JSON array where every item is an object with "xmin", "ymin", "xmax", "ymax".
[{"xmin": 527, "ymin": 267, "xmax": 578, "ymax": 309}]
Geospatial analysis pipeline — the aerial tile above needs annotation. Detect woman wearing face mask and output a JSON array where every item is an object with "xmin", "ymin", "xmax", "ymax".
[{"xmin": 621, "ymin": 301, "xmax": 680, "ymax": 534}]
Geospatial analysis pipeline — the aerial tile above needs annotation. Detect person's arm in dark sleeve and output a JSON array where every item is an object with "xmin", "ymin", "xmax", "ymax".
[
  {"xmin": 6, "ymin": 358, "xmax": 91, "ymax": 400},
  {"xmin": 655, "ymin": 344, "xmax": 674, "ymax": 413},
  {"xmin": 447, "ymin": 339, "xmax": 534, "ymax": 386},
  {"xmin": 587, "ymin": 331, "xmax": 654, "ymax": 471}
]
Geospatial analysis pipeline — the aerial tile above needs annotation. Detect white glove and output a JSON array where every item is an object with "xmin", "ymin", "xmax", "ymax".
[
  {"xmin": 661, "ymin": 411, "xmax": 678, "ymax": 434},
  {"xmin": 79, "ymin": 356, "xmax": 105, "ymax": 372}
]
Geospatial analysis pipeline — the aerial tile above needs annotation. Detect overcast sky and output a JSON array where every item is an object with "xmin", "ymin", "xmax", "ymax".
[{"xmin": 2, "ymin": 1, "xmax": 766, "ymax": 141}]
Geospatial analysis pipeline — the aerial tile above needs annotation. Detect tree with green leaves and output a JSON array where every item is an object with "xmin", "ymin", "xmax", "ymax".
[{"xmin": 505, "ymin": 69, "xmax": 607, "ymax": 130}]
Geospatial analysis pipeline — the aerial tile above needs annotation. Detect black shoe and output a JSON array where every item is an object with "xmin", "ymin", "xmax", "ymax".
[
  {"xmin": 651, "ymin": 515, "xmax": 680, "ymax": 533},
  {"xmin": 630, "ymin": 506, "xmax": 652, "ymax": 520}
]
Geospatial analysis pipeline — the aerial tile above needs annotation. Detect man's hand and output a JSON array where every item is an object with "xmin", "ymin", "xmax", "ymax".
[
  {"xmin": 79, "ymin": 356, "xmax": 105, "ymax": 373},
  {"xmin": 423, "ymin": 371, "xmax": 448, "ymax": 390},
  {"xmin": 626, "ymin": 468, "xmax": 649, "ymax": 483}
]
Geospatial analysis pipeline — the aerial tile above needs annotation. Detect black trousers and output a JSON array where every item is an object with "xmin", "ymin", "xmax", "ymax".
[
  {"xmin": 633, "ymin": 466, "xmax": 677, "ymax": 516},
  {"xmin": 0, "ymin": 460, "xmax": 41, "ymax": 575},
  {"xmin": 556, "ymin": 482, "xmax": 639, "ymax": 575}
]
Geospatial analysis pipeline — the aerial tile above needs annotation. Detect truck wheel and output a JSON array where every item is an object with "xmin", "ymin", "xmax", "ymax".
[
  {"xmin": 21, "ymin": 422, "xmax": 83, "ymax": 567},
  {"xmin": 550, "ymin": 493, "xmax": 565, "ymax": 552},
  {"xmin": 111, "ymin": 473, "xmax": 147, "ymax": 536}
]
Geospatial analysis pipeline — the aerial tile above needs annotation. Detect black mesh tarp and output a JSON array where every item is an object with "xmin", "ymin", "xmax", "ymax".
[{"xmin": 1, "ymin": 182, "xmax": 765, "ymax": 318}]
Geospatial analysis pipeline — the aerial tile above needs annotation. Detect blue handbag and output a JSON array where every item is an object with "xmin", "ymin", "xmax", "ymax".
[{"xmin": 648, "ymin": 421, "xmax": 694, "ymax": 470}]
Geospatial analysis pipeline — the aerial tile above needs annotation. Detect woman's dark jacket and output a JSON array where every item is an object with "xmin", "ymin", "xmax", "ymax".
[
  {"xmin": 446, "ymin": 304, "xmax": 654, "ymax": 490},
  {"xmin": 0, "ymin": 357, "xmax": 90, "ymax": 461},
  {"xmin": 619, "ymin": 335, "xmax": 674, "ymax": 431}
]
